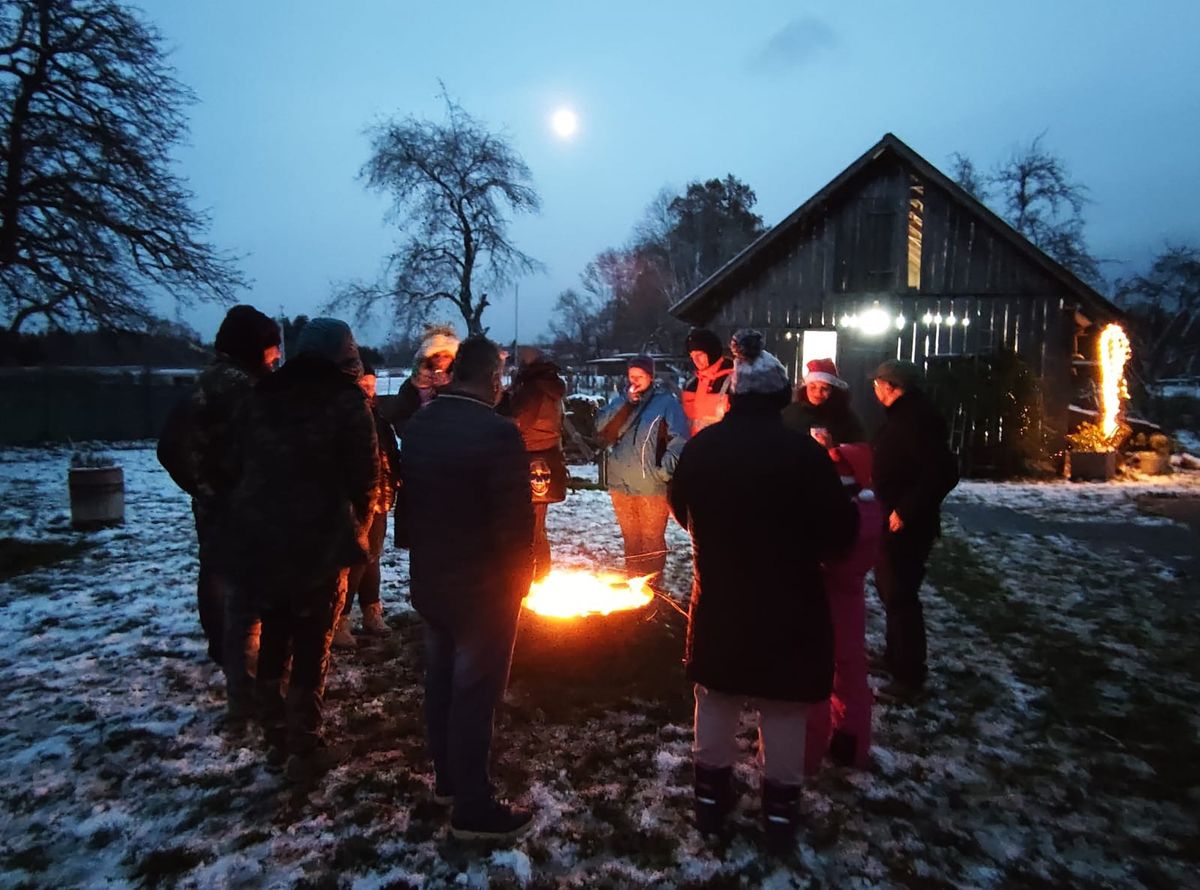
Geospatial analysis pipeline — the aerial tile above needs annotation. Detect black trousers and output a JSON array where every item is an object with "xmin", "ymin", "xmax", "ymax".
[
  {"xmin": 193, "ymin": 504, "xmax": 223, "ymax": 665},
  {"xmin": 256, "ymin": 572, "xmax": 346, "ymax": 752},
  {"xmin": 874, "ymin": 527, "xmax": 935, "ymax": 688}
]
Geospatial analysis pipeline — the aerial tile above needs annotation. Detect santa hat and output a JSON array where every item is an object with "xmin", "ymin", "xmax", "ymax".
[
  {"xmin": 830, "ymin": 442, "xmax": 875, "ymax": 500},
  {"xmin": 730, "ymin": 329, "xmax": 790, "ymax": 395},
  {"xmin": 803, "ymin": 358, "xmax": 849, "ymax": 390}
]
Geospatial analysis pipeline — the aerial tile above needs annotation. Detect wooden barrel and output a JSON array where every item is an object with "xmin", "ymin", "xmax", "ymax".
[{"xmin": 69, "ymin": 466, "xmax": 125, "ymax": 529}]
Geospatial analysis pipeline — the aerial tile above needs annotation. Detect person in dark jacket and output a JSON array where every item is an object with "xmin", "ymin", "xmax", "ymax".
[
  {"xmin": 156, "ymin": 305, "xmax": 280, "ymax": 670},
  {"xmin": 402, "ymin": 335, "xmax": 536, "ymax": 841},
  {"xmin": 333, "ymin": 362, "xmax": 401, "ymax": 648},
  {"xmin": 781, "ymin": 357, "xmax": 866, "ymax": 446},
  {"xmin": 224, "ymin": 317, "xmax": 378, "ymax": 781},
  {"xmin": 503, "ymin": 346, "xmax": 568, "ymax": 582},
  {"xmin": 870, "ymin": 359, "xmax": 959, "ymax": 697},
  {"xmin": 387, "ymin": 327, "xmax": 460, "ymax": 438},
  {"xmin": 681, "ymin": 328, "xmax": 734, "ymax": 435},
  {"xmin": 595, "ymin": 355, "xmax": 689, "ymax": 580},
  {"xmin": 669, "ymin": 329, "xmax": 858, "ymax": 853}
]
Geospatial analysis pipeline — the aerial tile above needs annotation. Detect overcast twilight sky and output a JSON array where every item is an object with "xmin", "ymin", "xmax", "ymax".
[{"xmin": 140, "ymin": 0, "xmax": 1200, "ymax": 346}]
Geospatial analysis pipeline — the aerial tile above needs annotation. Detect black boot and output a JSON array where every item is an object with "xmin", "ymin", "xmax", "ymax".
[
  {"xmin": 694, "ymin": 764, "xmax": 734, "ymax": 836},
  {"xmin": 762, "ymin": 780, "xmax": 800, "ymax": 855}
]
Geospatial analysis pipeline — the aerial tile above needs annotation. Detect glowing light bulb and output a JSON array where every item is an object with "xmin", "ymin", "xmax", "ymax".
[
  {"xmin": 895, "ymin": 315, "xmax": 906, "ymax": 330},
  {"xmin": 922, "ymin": 312, "xmax": 933, "ymax": 325},
  {"xmin": 933, "ymin": 313, "xmax": 943, "ymax": 324}
]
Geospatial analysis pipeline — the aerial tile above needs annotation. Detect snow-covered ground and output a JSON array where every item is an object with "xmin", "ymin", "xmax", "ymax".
[{"xmin": 1, "ymin": 445, "xmax": 1199, "ymax": 887}]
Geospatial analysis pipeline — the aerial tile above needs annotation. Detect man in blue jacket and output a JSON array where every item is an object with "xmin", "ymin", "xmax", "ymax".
[
  {"xmin": 402, "ymin": 335, "xmax": 535, "ymax": 840},
  {"xmin": 596, "ymin": 355, "xmax": 690, "ymax": 581}
]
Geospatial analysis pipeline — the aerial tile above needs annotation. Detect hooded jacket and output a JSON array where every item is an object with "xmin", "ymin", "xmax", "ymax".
[
  {"xmin": 596, "ymin": 379, "xmax": 690, "ymax": 496},
  {"xmin": 223, "ymin": 353, "xmax": 378, "ymax": 603}
]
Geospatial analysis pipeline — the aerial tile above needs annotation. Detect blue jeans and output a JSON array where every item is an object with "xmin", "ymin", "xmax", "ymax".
[{"xmin": 422, "ymin": 607, "xmax": 520, "ymax": 816}]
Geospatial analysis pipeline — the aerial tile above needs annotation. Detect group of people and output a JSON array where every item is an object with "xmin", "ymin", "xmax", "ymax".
[
  {"xmin": 158, "ymin": 308, "xmax": 568, "ymax": 841},
  {"xmin": 159, "ymin": 307, "xmax": 957, "ymax": 851},
  {"xmin": 595, "ymin": 328, "xmax": 957, "ymax": 852}
]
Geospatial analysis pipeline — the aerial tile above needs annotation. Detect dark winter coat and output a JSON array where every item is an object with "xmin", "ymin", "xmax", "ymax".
[
  {"xmin": 668, "ymin": 392, "xmax": 859, "ymax": 703},
  {"xmin": 223, "ymin": 353, "xmax": 379, "ymax": 604},
  {"xmin": 872, "ymin": 389, "xmax": 959, "ymax": 537},
  {"xmin": 505, "ymin": 360, "xmax": 568, "ymax": 504},
  {"xmin": 781, "ymin": 388, "xmax": 866, "ymax": 445},
  {"xmin": 596, "ymin": 380, "xmax": 690, "ymax": 496},
  {"xmin": 187, "ymin": 357, "xmax": 261, "ymax": 509},
  {"xmin": 386, "ymin": 377, "xmax": 428, "ymax": 438},
  {"xmin": 401, "ymin": 391, "xmax": 534, "ymax": 630}
]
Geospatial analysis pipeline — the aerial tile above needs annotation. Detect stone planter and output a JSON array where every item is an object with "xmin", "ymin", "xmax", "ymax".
[
  {"xmin": 1131, "ymin": 451, "xmax": 1171, "ymax": 476},
  {"xmin": 1069, "ymin": 450, "xmax": 1116, "ymax": 482},
  {"xmin": 69, "ymin": 465, "xmax": 125, "ymax": 529}
]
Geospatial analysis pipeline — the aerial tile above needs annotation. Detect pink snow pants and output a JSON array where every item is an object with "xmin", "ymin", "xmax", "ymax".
[{"xmin": 805, "ymin": 497, "xmax": 882, "ymax": 773}]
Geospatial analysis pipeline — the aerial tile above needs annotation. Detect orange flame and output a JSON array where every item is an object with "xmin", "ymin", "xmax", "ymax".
[
  {"xmin": 1098, "ymin": 323, "xmax": 1131, "ymax": 439},
  {"xmin": 522, "ymin": 568, "xmax": 654, "ymax": 619}
]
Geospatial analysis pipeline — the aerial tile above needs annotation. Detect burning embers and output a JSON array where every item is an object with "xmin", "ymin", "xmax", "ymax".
[{"xmin": 522, "ymin": 568, "xmax": 654, "ymax": 619}]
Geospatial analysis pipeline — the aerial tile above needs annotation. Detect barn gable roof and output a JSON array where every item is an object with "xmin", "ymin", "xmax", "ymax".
[{"xmin": 669, "ymin": 132, "xmax": 1122, "ymax": 324}]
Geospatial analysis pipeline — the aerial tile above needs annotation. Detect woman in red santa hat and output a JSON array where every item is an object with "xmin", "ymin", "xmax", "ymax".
[{"xmin": 785, "ymin": 359, "xmax": 879, "ymax": 772}]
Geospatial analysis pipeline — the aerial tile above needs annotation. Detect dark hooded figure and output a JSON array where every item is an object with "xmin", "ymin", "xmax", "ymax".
[
  {"xmin": 156, "ymin": 305, "xmax": 280, "ymax": 670},
  {"xmin": 668, "ymin": 329, "xmax": 857, "ymax": 854},
  {"xmin": 224, "ymin": 317, "xmax": 378, "ymax": 781},
  {"xmin": 502, "ymin": 346, "xmax": 567, "ymax": 581}
]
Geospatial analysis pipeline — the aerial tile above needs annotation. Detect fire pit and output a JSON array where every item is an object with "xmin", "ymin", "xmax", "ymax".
[{"xmin": 511, "ymin": 567, "xmax": 672, "ymax": 683}]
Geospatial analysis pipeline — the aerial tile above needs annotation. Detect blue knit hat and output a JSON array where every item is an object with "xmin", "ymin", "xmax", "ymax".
[{"xmin": 295, "ymin": 317, "xmax": 363, "ymax": 379}]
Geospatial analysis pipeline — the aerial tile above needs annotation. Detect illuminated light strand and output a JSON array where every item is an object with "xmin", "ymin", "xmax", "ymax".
[{"xmin": 1098, "ymin": 323, "xmax": 1130, "ymax": 440}]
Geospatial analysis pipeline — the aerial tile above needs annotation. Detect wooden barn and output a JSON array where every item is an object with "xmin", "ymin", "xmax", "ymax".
[{"xmin": 669, "ymin": 133, "xmax": 1125, "ymax": 476}]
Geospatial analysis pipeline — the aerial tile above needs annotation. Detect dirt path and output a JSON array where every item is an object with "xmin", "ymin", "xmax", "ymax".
[{"xmin": 944, "ymin": 498, "xmax": 1200, "ymax": 576}]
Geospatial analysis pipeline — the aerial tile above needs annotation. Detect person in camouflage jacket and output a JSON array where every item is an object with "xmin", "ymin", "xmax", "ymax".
[
  {"xmin": 222, "ymin": 317, "xmax": 378, "ymax": 779},
  {"xmin": 157, "ymin": 305, "xmax": 280, "ymax": 668}
]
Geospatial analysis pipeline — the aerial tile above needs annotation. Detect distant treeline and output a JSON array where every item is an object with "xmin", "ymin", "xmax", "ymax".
[{"xmin": 0, "ymin": 321, "xmax": 210, "ymax": 368}]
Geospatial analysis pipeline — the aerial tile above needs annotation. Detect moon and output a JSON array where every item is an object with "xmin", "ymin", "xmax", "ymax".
[{"xmin": 550, "ymin": 107, "xmax": 578, "ymax": 139}]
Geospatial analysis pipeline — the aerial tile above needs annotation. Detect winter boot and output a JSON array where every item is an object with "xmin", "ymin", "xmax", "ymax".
[
  {"xmin": 762, "ymin": 780, "xmax": 801, "ymax": 856},
  {"xmin": 450, "ymin": 798, "xmax": 534, "ymax": 841},
  {"xmin": 694, "ymin": 764, "xmax": 734, "ymax": 836},
  {"xmin": 331, "ymin": 615, "xmax": 356, "ymax": 650},
  {"xmin": 361, "ymin": 602, "xmax": 390, "ymax": 636}
]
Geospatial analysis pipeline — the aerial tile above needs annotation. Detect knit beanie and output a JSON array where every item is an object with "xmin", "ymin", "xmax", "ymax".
[
  {"xmin": 295, "ymin": 317, "xmax": 363, "ymax": 379},
  {"xmin": 628, "ymin": 354, "xmax": 655, "ymax": 376},
  {"xmin": 214, "ymin": 305, "xmax": 280, "ymax": 369},
  {"xmin": 730, "ymin": 329, "xmax": 790, "ymax": 395},
  {"xmin": 685, "ymin": 328, "xmax": 723, "ymax": 365},
  {"xmin": 415, "ymin": 330, "xmax": 460, "ymax": 366},
  {"xmin": 803, "ymin": 357, "xmax": 849, "ymax": 390}
]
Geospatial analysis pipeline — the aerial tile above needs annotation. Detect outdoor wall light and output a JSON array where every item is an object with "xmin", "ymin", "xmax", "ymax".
[
  {"xmin": 858, "ymin": 306, "xmax": 892, "ymax": 337},
  {"xmin": 894, "ymin": 315, "xmax": 906, "ymax": 330},
  {"xmin": 922, "ymin": 312, "xmax": 933, "ymax": 325},
  {"xmin": 946, "ymin": 313, "xmax": 957, "ymax": 325},
  {"xmin": 961, "ymin": 316, "xmax": 971, "ymax": 327},
  {"xmin": 933, "ymin": 313, "xmax": 943, "ymax": 324}
]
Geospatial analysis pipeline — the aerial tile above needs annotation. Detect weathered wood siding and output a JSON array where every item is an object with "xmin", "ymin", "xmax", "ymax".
[{"xmin": 696, "ymin": 158, "xmax": 1078, "ymax": 464}]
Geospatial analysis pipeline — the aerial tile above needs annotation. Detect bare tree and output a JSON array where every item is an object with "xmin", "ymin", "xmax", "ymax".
[
  {"xmin": 950, "ymin": 135, "xmax": 1102, "ymax": 285},
  {"xmin": 0, "ymin": 0, "xmax": 244, "ymax": 333},
  {"xmin": 333, "ymin": 90, "xmax": 541, "ymax": 336},
  {"xmin": 1117, "ymin": 244, "xmax": 1200, "ymax": 386},
  {"xmin": 548, "ymin": 287, "xmax": 604, "ymax": 363},
  {"xmin": 948, "ymin": 152, "xmax": 988, "ymax": 201}
]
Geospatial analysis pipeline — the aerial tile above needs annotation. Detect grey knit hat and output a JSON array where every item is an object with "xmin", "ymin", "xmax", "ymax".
[
  {"xmin": 730, "ymin": 329, "xmax": 790, "ymax": 395},
  {"xmin": 295, "ymin": 317, "xmax": 363, "ymax": 379}
]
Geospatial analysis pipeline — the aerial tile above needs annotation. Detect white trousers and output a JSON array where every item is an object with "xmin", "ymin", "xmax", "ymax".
[{"xmin": 692, "ymin": 683, "xmax": 807, "ymax": 786}]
